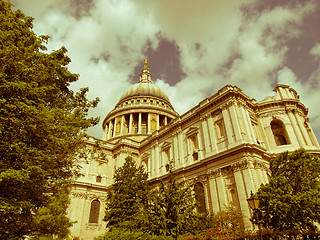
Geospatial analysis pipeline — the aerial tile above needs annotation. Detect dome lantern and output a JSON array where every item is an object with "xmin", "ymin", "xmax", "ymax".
[{"xmin": 139, "ymin": 58, "xmax": 152, "ymax": 83}]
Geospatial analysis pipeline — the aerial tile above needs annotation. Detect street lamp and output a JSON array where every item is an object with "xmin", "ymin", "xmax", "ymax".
[
  {"xmin": 247, "ymin": 191, "xmax": 260, "ymax": 235},
  {"xmin": 247, "ymin": 191, "xmax": 260, "ymax": 210}
]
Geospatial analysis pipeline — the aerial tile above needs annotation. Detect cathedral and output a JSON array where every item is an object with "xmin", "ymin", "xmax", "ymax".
[{"xmin": 68, "ymin": 60, "xmax": 320, "ymax": 240}]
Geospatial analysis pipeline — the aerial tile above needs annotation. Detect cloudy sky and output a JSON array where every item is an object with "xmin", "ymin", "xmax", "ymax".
[{"xmin": 11, "ymin": 0, "xmax": 320, "ymax": 141}]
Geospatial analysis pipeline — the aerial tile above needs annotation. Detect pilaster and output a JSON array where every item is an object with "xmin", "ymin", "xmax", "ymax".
[
  {"xmin": 129, "ymin": 113, "xmax": 133, "ymax": 134},
  {"xmin": 221, "ymin": 104, "xmax": 235, "ymax": 146},
  {"xmin": 287, "ymin": 109, "xmax": 305, "ymax": 146}
]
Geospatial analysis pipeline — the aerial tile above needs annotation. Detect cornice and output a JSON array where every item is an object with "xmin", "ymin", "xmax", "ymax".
[
  {"xmin": 147, "ymin": 143, "xmax": 271, "ymax": 186},
  {"xmin": 254, "ymin": 99, "xmax": 308, "ymax": 116}
]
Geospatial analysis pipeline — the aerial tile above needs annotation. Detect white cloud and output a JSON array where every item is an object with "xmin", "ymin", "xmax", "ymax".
[
  {"xmin": 310, "ymin": 42, "xmax": 320, "ymax": 58},
  {"xmin": 11, "ymin": 0, "xmax": 320, "ymax": 140}
]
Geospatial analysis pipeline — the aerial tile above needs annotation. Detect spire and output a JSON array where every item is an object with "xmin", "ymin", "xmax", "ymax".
[{"xmin": 139, "ymin": 58, "xmax": 152, "ymax": 83}]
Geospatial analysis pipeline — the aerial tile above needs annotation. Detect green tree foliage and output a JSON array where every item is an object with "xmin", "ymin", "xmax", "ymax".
[
  {"xmin": 147, "ymin": 172, "xmax": 202, "ymax": 238},
  {"xmin": 32, "ymin": 188, "xmax": 72, "ymax": 239},
  {"xmin": 95, "ymin": 228, "xmax": 174, "ymax": 240},
  {"xmin": 104, "ymin": 160, "xmax": 206, "ymax": 238},
  {"xmin": 209, "ymin": 207, "xmax": 245, "ymax": 239},
  {"xmin": 104, "ymin": 156, "xmax": 149, "ymax": 229},
  {"xmin": 252, "ymin": 148, "xmax": 320, "ymax": 231},
  {"xmin": 0, "ymin": 0, "xmax": 99, "ymax": 238}
]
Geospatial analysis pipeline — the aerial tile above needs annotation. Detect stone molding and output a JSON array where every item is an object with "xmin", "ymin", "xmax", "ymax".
[
  {"xmin": 231, "ymin": 160, "xmax": 250, "ymax": 172},
  {"xmin": 258, "ymin": 110, "xmax": 287, "ymax": 118},
  {"xmin": 85, "ymin": 224, "xmax": 102, "ymax": 231},
  {"xmin": 71, "ymin": 191, "xmax": 107, "ymax": 201}
]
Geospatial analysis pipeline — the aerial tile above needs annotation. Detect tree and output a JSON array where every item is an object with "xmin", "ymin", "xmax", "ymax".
[
  {"xmin": 147, "ymin": 171, "xmax": 202, "ymax": 238},
  {"xmin": 209, "ymin": 206, "xmax": 245, "ymax": 239},
  {"xmin": 252, "ymin": 148, "xmax": 320, "ymax": 231},
  {"xmin": 0, "ymin": 0, "xmax": 99, "ymax": 238},
  {"xmin": 104, "ymin": 156, "xmax": 149, "ymax": 230},
  {"xmin": 32, "ymin": 188, "xmax": 72, "ymax": 239}
]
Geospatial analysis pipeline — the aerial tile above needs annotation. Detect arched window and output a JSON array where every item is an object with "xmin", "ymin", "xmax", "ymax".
[
  {"xmin": 89, "ymin": 199, "xmax": 100, "ymax": 223},
  {"xmin": 194, "ymin": 182, "xmax": 206, "ymax": 214},
  {"xmin": 270, "ymin": 119, "xmax": 289, "ymax": 146}
]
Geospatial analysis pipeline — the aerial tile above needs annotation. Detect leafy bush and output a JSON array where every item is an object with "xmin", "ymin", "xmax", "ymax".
[{"xmin": 95, "ymin": 228, "xmax": 175, "ymax": 240}]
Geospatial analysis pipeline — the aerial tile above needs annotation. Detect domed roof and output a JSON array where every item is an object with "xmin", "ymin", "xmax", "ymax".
[
  {"xmin": 118, "ymin": 59, "xmax": 171, "ymax": 104},
  {"xmin": 119, "ymin": 82, "xmax": 171, "ymax": 103}
]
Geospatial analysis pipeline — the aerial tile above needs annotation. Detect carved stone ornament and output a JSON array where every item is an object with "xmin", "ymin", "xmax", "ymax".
[
  {"xmin": 253, "ymin": 160, "xmax": 269, "ymax": 171},
  {"xmin": 85, "ymin": 224, "xmax": 102, "ymax": 230},
  {"xmin": 71, "ymin": 191, "xmax": 88, "ymax": 199},
  {"xmin": 258, "ymin": 110, "xmax": 286, "ymax": 118},
  {"xmin": 231, "ymin": 160, "xmax": 249, "ymax": 172},
  {"xmin": 221, "ymin": 166, "xmax": 233, "ymax": 176},
  {"xmin": 195, "ymin": 174, "xmax": 208, "ymax": 182},
  {"xmin": 184, "ymin": 179, "xmax": 195, "ymax": 187},
  {"xmin": 208, "ymin": 169, "xmax": 221, "ymax": 179},
  {"xmin": 200, "ymin": 114, "xmax": 210, "ymax": 121}
]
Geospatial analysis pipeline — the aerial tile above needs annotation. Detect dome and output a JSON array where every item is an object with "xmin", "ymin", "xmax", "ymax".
[
  {"xmin": 119, "ymin": 82, "xmax": 171, "ymax": 103},
  {"xmin": 102, "ymin": 59, "xmax": 179, "ymax": 142}
]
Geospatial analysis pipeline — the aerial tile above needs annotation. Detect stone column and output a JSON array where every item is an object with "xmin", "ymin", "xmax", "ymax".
[
  {"xmin": 306, "ymin": 121, "xmax": 320, "ymax": 147},
  {"xmin": 257, "ymin": 118, "xmax": 268, "ymax": 148},
  {"xmin": 203, "ymin": 180, "xmax": 211, "ymax": 213},
  {"xmin": 232, "ymin": 165, "xmax": 252, "ymax": 229},
  {"xmin": 221, "ymin": 105, "xmax": 235, "ymax": 146},
  {"xmin": 103, "ymin": 124, "xmax": 108, "ymax": 140},
  {"xmin": 208, "ymin": 174, "xmax": 220, "ymax": 213},
  {"xmin": 173, "ymin": 133, "xmax": 180, "ymax": 166},
  {"xmin": 229, "ymin": 102, "xmax": 242, "ymax": 142},
  {"xmin": 201, "ymin": 115, "xmax": 211, "ymax": 155},
  {"xmin": 288, "ymin": 110, "xmax": 305, "ymax": 146},
  {"xmin": 265, "ymin": 124, "xmax": 276, "ymax": 148},
  {"xmin": 169, "ymin": 146, "xmax": 174, "ymax": 168},
  {"xmin": 150, "ymin": 147, "xmax": 155, "ymax": 178},
  {"xmin": 157, "ymin": 114, "xmax": 160, "ymax": 130},
  {"xmin": 244, "ymin": 108, "xmax": 256, "ymax": 142},
  {"xmin": 113, "ymin": 118, "xmax": 116, "ymax": 137},
  {"xmin": 120, "ymin": 115, "xmax": 125, "ymax": 135},
  {"xmin": 164, "ymin": 116, "xmax": 167, "ymax": 125},
  {"xmin": 240, "ymin": 105, "xmax": 253, "ymax": 142},
  {"xmin": 242, "ymin": 166, "xmax": 255, "ymax": 194},
  {"xmin": 107, "ymin": 121, "xmax": 112, "ymax": 139},
  {"xmin": 207, "ymin": 115, "xmax": 218, "ymax": 153},
  {"xmin": 147, "ymin": 157, "xmax": 151, "ymax": 178},
  {"xmin": 147, "ymin": 113, "xmax": 151, "ymax": 134},
  {"xmin": 138, "ymin": 113, "xmax": 142, "ymax": 134},
  {"xmin": 154, "ymin": 142, "xmax": 160, "ymax": 177},
  {"xmin": 178, "ymin": 131, "xmax": 185, "ymax": 167},
  {"xmin": 294, "ymin": 112, "xmax": 312, "ymax": 146},
  {"xmin": 129, "ymin": 113, "xmax": 133, "ymax": 134},
  {"xmin": 215, "ymin": 169, "xmax": 228, "ymax": 211},
  {"xmin": 197, "ymin": 133, "xmax": 204, "ymax": 159}
]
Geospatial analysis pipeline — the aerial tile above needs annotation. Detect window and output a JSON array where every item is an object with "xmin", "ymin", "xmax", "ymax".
[
  {"xmin": 162, "ymin": 148, "xmax": 170, "ymax": 170},
  {"xmin": 96, "ymin": 175, "xmax": 102, "ymax": 183},
  {"xmin": 216, "ymin": 120, "xmax": 226, "ymax": 138},
  {"xmin": 188, "ymin": 134, "xmax": 199, "ymax": 155},
  {"xmin": 89, "ymin": 200, "xmax": 100, "ymax": 223},
  {"xmin": 186, "ymin": 127, "xmax": 200, "ymax": 161},
  {"xmin": 192, "ymin": 152, "xmax": 198, "ymax": 161},
  {"xmin": 270, "ymin": 119, "xmax": 289, "ymax": 146},
  {"xmin": 194, "ymin": 182, "xmax": 206, "ymax": 213}
]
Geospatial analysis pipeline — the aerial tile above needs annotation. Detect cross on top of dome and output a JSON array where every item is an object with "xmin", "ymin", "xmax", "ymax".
[{"xmin": 139, "ymin": 58, "xmax": 152, "ymax": 83}]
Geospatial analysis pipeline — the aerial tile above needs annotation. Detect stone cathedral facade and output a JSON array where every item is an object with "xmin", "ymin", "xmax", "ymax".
[{"xmin": 68, "ymin": 60, "xmax": 320, "ymax": 240}]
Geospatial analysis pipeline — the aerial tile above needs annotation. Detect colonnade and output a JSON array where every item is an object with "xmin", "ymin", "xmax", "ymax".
[{"xmin": 104, "ymin": 113, "xmax": 172, "ymax": 140}]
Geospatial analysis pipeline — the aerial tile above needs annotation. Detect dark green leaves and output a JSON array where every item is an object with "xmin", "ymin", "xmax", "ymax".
[
  {"xmin": 0, "ymin": 0, "xmax": 99, "ymax": 238},
  {"xmin": 252, "ymin": 148, "xmax": 320, "ymax": 231},
  {"xmin": 104, "ymin": 156, "xmax": 149, "ymax": 229}
]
